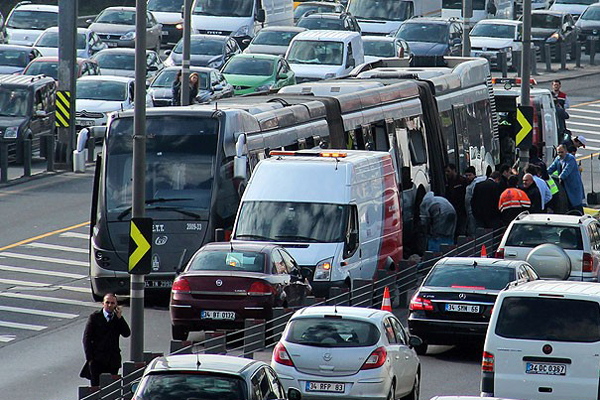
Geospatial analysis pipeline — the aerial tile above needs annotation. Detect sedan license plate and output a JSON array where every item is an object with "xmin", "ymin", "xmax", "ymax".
[
  {"xmin": 445, "ymin": 303, "xmax": 480, "ymax": 313},
  {"xmin": 201, "ymin": 310, "xmax": 235, "ymax": 320},
  {"xmin": 76, "ymin": 119, "xmax": 95, "ymax": 127},
  {"xmin": 526, "ymin": 362, "xmax": 566, "ymax": 375},
  {"xmin": 162, "ymin": 30, "xmax": 169, "ymax": 35},
  {"xmin": 306, "ymin": 382, "xmax": 345, "ymax": 393},
  {"xmin": 107, "ymin": 42, "xmax": 118, "ymax": 47},
  {"xmin": 144, "ymin": 280, "xmax": 172, "ymax": 288},
  {"xmin": 588, "ymin": 35, "xmax": 598, "ymax": 41}
]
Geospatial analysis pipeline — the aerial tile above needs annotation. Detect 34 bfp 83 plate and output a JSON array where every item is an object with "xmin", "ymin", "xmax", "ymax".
[{"xmin": 306, "ymin": 381, "xmax": 345, "ymax": 393}]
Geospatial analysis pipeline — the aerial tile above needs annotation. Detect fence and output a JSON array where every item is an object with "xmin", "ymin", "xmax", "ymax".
[{"xmin": 78, "ymin": 227, "xmax": 505, "ymax": 400}]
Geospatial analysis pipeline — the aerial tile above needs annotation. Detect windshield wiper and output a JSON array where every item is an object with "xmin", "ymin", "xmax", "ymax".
[
  {"xmin": 116, "ymin": 197, "xmax": 194, "ymax": 220},
  {"xmin": 147, "ymin": 206, "xmax": 201, "ymax": 219},
  {"xmin": 235, "ymin": 234, "xmax": 276, "ymax": 241},
  {"xmin": 275, "ymin": 235, "xmax": 320, "ymax": 243}
]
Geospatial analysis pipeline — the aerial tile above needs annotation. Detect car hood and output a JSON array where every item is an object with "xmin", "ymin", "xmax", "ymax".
[
  {"xmin": 288, "ymin": 63, "xmax": 344, "ymax": 79},
  {"xmin": 191, "ymin": 15, "xmax": 246, "ymax": 34},
  {"xmin": 6, "ymin": 28, "xmax": 44, "ymax": 46},
  {"xmin": 224, "ymin": 74, "xmax": 273, "ymax": 88},
  {"xmin": 89, "ymin": 22, "xmax": 134, "ymax": 35},
  {"xmin": 36, "ymin": 47, "xmax": 59, "ymax": 57},
  {"xmin": 99, "ymin": 68, "xmax": 135, "ymax": 78},
  {"xmin": 470, "ymin": 37, "xmax": 516, "ymax": 49},
  {"xmin": 281, "ymin": 243, "xmax": 344, "ymax": 267},
  {"xmin": 151, "ymin": 11, "xmax": 182, "ymax": 25},
  {"xmin": 170, "ymin": 53, "xmax": 222, "ymax": 67},
  {"xmin": 245, "ymin": 44, "xmax": 288, "ymax": 57},
  {"xmin": 407, "ymin": 41, "xmax": 448, "ymax": 56},
  {"xmin": 0, "ymin": 66, "xmax": 24, "ymax": 74},
  {"xmin": 0, "ymin": 116, "xmax": 27, "ymax": 129},
  {"xmin": 76, "ymin": 99, "xmax": 128, "ymax": 113}
]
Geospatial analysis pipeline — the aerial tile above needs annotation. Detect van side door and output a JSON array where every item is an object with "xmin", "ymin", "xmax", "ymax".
[{"xmin": 343, "ymin": 204, "xmax": 362, "ymax": 280}]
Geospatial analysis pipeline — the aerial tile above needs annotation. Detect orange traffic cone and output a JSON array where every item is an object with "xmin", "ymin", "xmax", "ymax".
[
  {"xmin": 481, "ymin": 244, "xmax": 487, "ymax": 257},
  {"xmin": 381, "ymin": 286, "xmax": 392, "ymax": 312}
]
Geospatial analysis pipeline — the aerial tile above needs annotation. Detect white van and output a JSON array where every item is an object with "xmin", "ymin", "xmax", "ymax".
[
  {"xmin": 190, "ymin": 0, "xmax": 293, "ymax": 47},
  {"xmin": 285, "ymin": 30, "xmax": 364, "ymax": 82},
  {"xmin": 232, "ymin": 150, "xmax": 403, "ymax": 298},
  {"xmin": 4, "ymin": 3, "xmax": 59, "ymax": 46},
  {"xmin": 346, "ymin": 0, "xmax": 442, "ymax": 35},
  {"xmin": 482, "ymin": 280, "xmax": 600, "ymax": 400}
]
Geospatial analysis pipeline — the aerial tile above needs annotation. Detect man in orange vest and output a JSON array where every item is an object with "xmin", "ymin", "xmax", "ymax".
[{"xmin": 498, "ymin": 175, "xmax": 531, "ymax": 226}]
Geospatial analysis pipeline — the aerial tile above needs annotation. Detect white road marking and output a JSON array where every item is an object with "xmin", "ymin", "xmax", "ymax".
[
  {"xmin": 0, "ymin": 305, "xmax": 78, "ymax": 319},
  {"xmin": 566, "ymin": 121, "xmax": 600, "ymax": 128},
  {"xmin": 0, "ymin": 278, "xmax": 90, "ymax": 293},
  {"xmin": 567, "ymin": 114, "xmax": 600, "ymax": 121},
  {"xmin": 27, "ymin": 242, "xmax": 88, "ymax": 254},
  {"xmin": 0, "ymin": 321, "xmax": 46, "ymax": 331},
  {"xmin": 0, "ymin": 292, "xmax": 99, "ymax": 307},
  {"xmin": 569, "ymin": 108, "xmax": 600, "ymax": 115},
  {"xmin": 57, "ymin": 285, "xmax": 91, "ymax": 293},
  {"xmin": 0, "ymin": 252, "xmax": 88, "ymax": 267},
  {"xmin": 0, "ymin": 265, "xmax": 86, "ymax": 279},
  {"xmin": 60, "ymin": 232, "xmax": 89, "ymax": 240},
  {"xmin": 0, "ymin": 335, "xmax": 15, "ymax": 343}
]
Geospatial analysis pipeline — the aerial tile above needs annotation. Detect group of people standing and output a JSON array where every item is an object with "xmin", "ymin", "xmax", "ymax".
[{"xmin": 172, "ymin": 70, "xmax": 201, "ymax": 106}]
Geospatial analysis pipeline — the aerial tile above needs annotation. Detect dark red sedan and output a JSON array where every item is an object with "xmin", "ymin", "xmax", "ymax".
[{"xmin": 170, "ymin": 242, "xmax": 311, "ymax": 340}]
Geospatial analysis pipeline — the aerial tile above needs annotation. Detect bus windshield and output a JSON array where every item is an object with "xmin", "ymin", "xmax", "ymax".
[
  {"xmin": 234, "ymin": 201, "xmax": 349, "ymax": 243},
  {"xmin": 193, "ymin": 0, "xmax": 254, "ymax": 17},
  {"xmin": 105, "ymin": 116, "xmax": 218, "ymax": 219},
  {"xmin": 347, "ymin": 0, "xmax": 412, "ymax": 21}
]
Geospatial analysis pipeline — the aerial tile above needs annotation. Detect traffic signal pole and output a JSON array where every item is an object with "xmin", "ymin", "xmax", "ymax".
[
  {"xmin": 462, "ymin": 0, "xmax": 472, "ymax": 57},
  {"xmin": 519, "ymin": 0, "xmax": 532, "ymax": 170},
  {"xmin": 181, "ymin": 0, "xmax": 192, "ymax": 105}
]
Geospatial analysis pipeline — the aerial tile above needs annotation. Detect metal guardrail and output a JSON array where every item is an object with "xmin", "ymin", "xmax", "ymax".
[{"xmin": 78, "ymin": 227, "xmax": 505, "ymax": 400}]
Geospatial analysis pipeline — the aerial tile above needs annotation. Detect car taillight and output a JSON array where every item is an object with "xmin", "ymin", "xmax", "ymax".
[
  {"xmin": 361, "ymin": 346, "xmax": 387, "ymax": 370},
  {"xmin": 248, "ymin": 281, "xmax": 275, "ymax": 296},
  {"xmin": 482, "ymin": 351, "xmax": 494, "ymax": 372},
  {"xmin": 172, "ymin": 277, "xmax": 190, "ymax": 292},
  {"xmin": 273, "ymin": 342, "xmax": 294, "ymax": 366},
  {"xmin": 583, "ymin": 252, "xmax": 593, "ymax": 272},
  {"xmin": 409, "ymin": 294, "xmax": 434, "ymax": 311},
  {"xmin": 495, "ymin": 247, "xmax": 505, "ymax": 259}
]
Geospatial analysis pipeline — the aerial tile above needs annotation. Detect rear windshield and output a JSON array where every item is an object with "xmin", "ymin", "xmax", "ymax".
[
  {"xmin": 285, "ymin": 317, "xmax": 380, "ymax": 347},
  {"xmin": 505, "ymin": 224, "xmax": 583, "ymax": 250},
  {"xmin": 496, "ymin": 297, "xmax": 600, "ymax": 342},
  {"xmin": 424, "ymin": 264, "xmax": 515, "ymax": 291},
  {"xmin": 188, "ymin": 250, "xmax": 265, "ymax": 273},
  {"xmin": 137, "ymin": 373, "xmax": 245, "ymax": 400}
]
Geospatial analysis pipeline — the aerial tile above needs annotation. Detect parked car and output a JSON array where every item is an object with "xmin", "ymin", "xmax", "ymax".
[
  {"xmin": 244, "ymin": 26, "xmax": 307, "ymax": 56},
  {"xmin": 87, "ymin": 6, "xmax": 162, "ymax": 52},
  {"xmin": 496, "ymin": 213, "xmax": 600, "ymax": 281},
  {"xmin": 23, "ymin": 57, "xmax": 101, "ymax": 82},
  {"xmin": 163, "ymin": 34, "xmax": 241, "ymax": 69},
  {"xmin": 0, "ymin": 44, "xmax": 41, "ymax": 74},
  {"xmin": 297, "ymin": 12, "xmax": 361, "ymax": 33},
  {"xmin": 170, "ymin": 242, "xmax": 311, "ymax": 341},
  {"xmin": 272, "ymin": 305, "xmax": 421, "ymax": 400},
  {"xmin": 3, "ymin": 3, "xmax": 58, "ymax": 46},
  {"xmin": 91, "ymin": 48, "xmax": 163, "ymax": 80},
  {"xmin": 470, "ymin": 19, "xmax": 523, "ymax": 70},
  {"xmin": 531, "ymin": 10, "xmax": 578, "ymax": 60},
  {"xmin": 362, "ymin": 36, "xmax": 410, "ymax": 63},
  {"xmin": 408, "ymin": 257, "xmax": 539, "ymax": 355},
  {"xmin": 32, "ymin": 27, "xmax": 107, "ymax": 59},
  {"xmin": 131, "ymin": 354, "xmax": 301, "ymax": 400},
  {"xmin": 222, "ymin": 54, "xmax": 296, "ymax": 95},
  {"xmin": 147, "ymin": 0, "xmax": 184, "ymax": 46},
  {"xmin": 148, "ymin": 66, "xmax": 234, "ymax": 106},
  {"xmin": 576, "ymin": 3, "xmax": 600, "ymax": 53},
  {"xmin": 395, "ymin": 17, "xmax": 463, "ymax": 57},
  {"xmin": 294, "ymin": 1, "xmax": 345, "ymax": 24}
]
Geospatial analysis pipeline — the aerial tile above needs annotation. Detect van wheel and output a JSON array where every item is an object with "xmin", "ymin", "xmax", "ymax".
[
  {"xmin": 171, "ymin": 325, "xmax": 189, "ymax": 341},
  {"xmin": 415, "ymin": 342, "xmax": 428, "ymax": 356},
  {"xmin": 403, "ymin": 373, "xmax": 420, "ymax": 400}
]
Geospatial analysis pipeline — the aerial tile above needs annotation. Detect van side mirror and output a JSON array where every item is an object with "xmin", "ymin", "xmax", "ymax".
[
  {"xmin": 234, "ymin": 155, "xmax": 247, "ymax": 180},
  {"xmin": 345, "ymin": 230, "xmax": 358, "ymax": 256},
  {"xmin": 401, "ymin": 166, "xmax": 412, "ymax": 189},
  {"xmin": 256, "ymin": 9, "xmax": 266, "ymax": 23}
]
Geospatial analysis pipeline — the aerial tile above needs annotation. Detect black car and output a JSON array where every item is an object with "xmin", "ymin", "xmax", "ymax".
[
  {"xmin": 0, "ymin": 74, "xmax": 56, "ymax": 163},
  {"xmin": 531, "ymin": 10, "xmax": 578, "ymax": 60},
  {"xmin": 395, "ymin": 18, "xmax": 463, "ymax": 57},
  {"xmin": 0, "ymin": 44, "xmax": 41, "ymax": 74},
  {"xmin": 408, "ymin": 257, "xmax": 539, "ymax": 355},
  {"xmin": 297, "ymin": 12, "xmax": 361, "ymax": 33},
  {"xmin": 576, "ymin": 4, "xmax": 600, "ymax": 54}
]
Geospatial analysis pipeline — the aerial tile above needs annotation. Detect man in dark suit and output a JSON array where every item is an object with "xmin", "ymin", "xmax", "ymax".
[
  {"xmin": 81, "ymin": 293, "xmax": 131, "ymax": 386},
  {"xmin": 471, "ymin": 171, "xmax": 503, "ymax": 230}
]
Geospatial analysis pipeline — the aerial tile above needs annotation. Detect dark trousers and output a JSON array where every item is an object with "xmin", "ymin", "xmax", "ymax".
[{"xmin": 89, "ymin": 360, "xmax": 119, "ymax": 387}]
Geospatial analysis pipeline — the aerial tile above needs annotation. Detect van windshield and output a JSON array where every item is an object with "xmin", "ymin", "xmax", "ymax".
[
  {"xmin": 496, "ymin": 297, "xmax": 600, "ymax": 342},
  {"xmin": 287, "ymin": 40, "xmax": 344, "ymax": 65},
  {"xmin": 0, "ymin": 88, "xmax": 30, "ymax": 117},
  {"xmin": 505, "ymin": 224, "xmax": 583, "ymax": 250},
  {"xmin": 193, "ymin": 0, "xmax": 253, "ymax": 17},
  {"xmin": 347, "ymin": 0, "xmax": 412, "ymax": 21},
  {"xmin": 235, "ymin": 201, "xmax": 349, "ymax": 243}
]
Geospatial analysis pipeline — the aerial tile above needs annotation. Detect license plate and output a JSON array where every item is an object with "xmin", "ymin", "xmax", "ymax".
[
  {"xmin": 526, "ymin": 362, "xmax": 567, "ymax": 375},
  {"xmin": 445, "ymin": 303, "xmax": 480, "ymax": 313},
  {"xmin": 306, "ymin": 382, "xmax": 345, "ymax": 393},
  {"xmin": 588, "ymin": 35, "xmax": 599, "ymax": 41},
  {"xmin": 144, "ymin": 280, "xmax": 172, "ymax": 288},
  {"xmin": 162, "ymin": 30, "xmax": 168, "ymax": 35},
  {"xmin": 107, "ymin": 42, "xmax": 118, "ymax": 47},
  {"xmin": 76, "ymin": 119, "xmax": 95, "ymax": 127},
  {"xmin": 201, "ymin": 310, "xmax": 235, "ymax": 320}
]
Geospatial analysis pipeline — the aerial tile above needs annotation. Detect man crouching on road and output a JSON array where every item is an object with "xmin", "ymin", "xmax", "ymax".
[{"xmin": 81, "ymin": 293, "xmax": 131, "ymax": 387}]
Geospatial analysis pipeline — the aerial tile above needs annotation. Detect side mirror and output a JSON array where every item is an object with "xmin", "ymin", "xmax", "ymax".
[
  {"xmin": 346, "ymin": 57, "xmax": 355, "ymax": 69},
  {"xmin": 345, "ymin": 230, "xmax": 358, "ymax": 256},
  {"xmin": 130, "ymin": 379, "xmax": 140, "ymax": 394},
  {"xmin": 256, "ymin": 8, "xmax": 266, "ymax": 23},
  {"xmin": 35, "ymin": 110, "xmax": 47, "ymax": 118},
  {"xmin": 242, "ymin": 38, "xmax": 251, "ymax": 46},
  {"xmin": 288, "ymin": 388, "xmax": 302, "ymax": 400},
  {"xmin": 213, "ymin": 84, "xmax": 223, "ymax": 91},
  {"xmin": 452, "ymin": 38, "xmax": 461, "ymax": 46},
  {"xmin": 148, "ymin": 65, "xmax": 159, "ymax": 72},
  {"xmin": 215, "ymin": 228, "xmax": 226, "ymax": 242},
  {"xmin": 408, "ymin": 335, "xmax": 423, "ymax": 348},
  {"xmin": 234, "ymin": 155, "xmax": 247, "ymax": 180},
  {"xmin": 165, "ymin": 50, "xmax": 172, "ymax": 56},
  {"xmin": 301, "ymin": 267, "xmax": 313, "ymax": 280},
  {"xmin": 565, "ymin": 25, "xmax": 573, "ymax": 31},
  {"xmin": 86, "ymin": 19, "xmax": 93, "ymax": 25}
]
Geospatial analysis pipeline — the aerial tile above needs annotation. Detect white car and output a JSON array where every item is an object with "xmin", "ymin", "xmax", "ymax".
[
  {"xmin": 272, "ymin": 306, "xmax": 421, "ymax": 400},
  {"xmin": 4, "ymin": 3, "xmax": 58, "ymax": 46},
  {"xmin": 470, "ymin": 19, "xmax": 522, "ymax": 70},
  {"xmin": 33, "ymin": 27, "xmax": 107, "ymax": 58}
]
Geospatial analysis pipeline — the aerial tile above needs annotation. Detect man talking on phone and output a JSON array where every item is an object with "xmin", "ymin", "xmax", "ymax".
[{"xmin": 81, "ymin": 293, "xmax": 131, "ymax": 386}]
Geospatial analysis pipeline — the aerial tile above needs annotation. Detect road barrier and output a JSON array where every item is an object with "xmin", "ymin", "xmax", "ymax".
[{"xmin": 78, "ymin": 227, "xmax": 505, "ymax": 400}]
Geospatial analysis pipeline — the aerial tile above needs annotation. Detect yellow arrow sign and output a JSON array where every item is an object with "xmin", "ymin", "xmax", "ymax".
[
  {"xmin": 516, "ymin": 107, "xmax": 532, "ymax": 147},
  {"xmin": 129, "ymin": 220, "xmax": 151, "ymax": 271}
]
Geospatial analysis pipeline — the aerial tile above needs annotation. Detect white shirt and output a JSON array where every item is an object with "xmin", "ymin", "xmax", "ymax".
[{"xmin": 533, "ymin": 175, "xmax": 552, "ymax": 210}]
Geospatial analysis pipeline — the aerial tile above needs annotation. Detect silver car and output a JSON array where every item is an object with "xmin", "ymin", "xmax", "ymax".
[
  {"xmin": 33, "ymin": 27, "xmax": 107, "ymax": 58},
  {"xmin": 88, "ymin": 6, "xmax": 162, "ymax": 52},
  {"xmin": 91, "ymin": 48, "xmax": 163, "ymax": 80},
  {"xmin": 244, "ymin": 26, "xmax": 307, "ymax": 57},
  {"xmin": 272, "ymin": 306, "xmax": 421, "ymax": 400}
]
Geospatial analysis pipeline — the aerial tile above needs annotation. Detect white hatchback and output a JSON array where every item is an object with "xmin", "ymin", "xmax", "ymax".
[{"xmin": 271, "ymin": 306, "xmax": 421, "ymax": 400}]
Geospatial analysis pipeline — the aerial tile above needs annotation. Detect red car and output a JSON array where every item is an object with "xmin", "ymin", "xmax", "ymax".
[{"xmin": 170, "ymin": 242, "xmax": 311, "ymax": 341}]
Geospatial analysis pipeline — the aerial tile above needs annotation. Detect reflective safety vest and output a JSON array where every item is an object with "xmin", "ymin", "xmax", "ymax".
[
  {"xmin": 547, "ymin": 178, "xmax": 559, "ymax": 195},
  {"xmin": 499, "ymin": 188, "xmax": 531, "ymax": 212}
]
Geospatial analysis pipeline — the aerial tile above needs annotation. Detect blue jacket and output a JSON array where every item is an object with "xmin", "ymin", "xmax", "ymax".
[{"xmin": 547, "ymin": 153, "xmax": 584, "ymax": 207}]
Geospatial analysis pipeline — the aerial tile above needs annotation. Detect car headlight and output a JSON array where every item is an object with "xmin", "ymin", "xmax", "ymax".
[
  {"xmin": 233, "ymin": 25, "xmax": 249, "ymax": 38},
  {"xmin": 208, "ymin": 59, "xmax": 222, "ymax": 69},
  {"xmin": 120, "ymin": 31, "xmax": 135, "ymax": 41},
  {"xmin": 176, "ymin": 23, "xmax": 183, "ymax": 30},
  {"xmin": 547, "ymin": 32, "xmax": 560, "ymax": 42},
  {"xmin": 3, "ymin": 126, "xmax": 18, "ymax": 139},
  {"xmin": 314, "ymin": 257, "xmax": 333, "ymax": 281},
  {"xmin": 255, "ymin": 84, "xmax": 271, "ymax": 92}
]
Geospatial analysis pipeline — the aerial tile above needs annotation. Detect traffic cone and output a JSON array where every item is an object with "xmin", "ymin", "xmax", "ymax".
[
  {"xmin": 481, "ymin": 244, "xmax": 487, "ymax": 257},
  {"xmin": 381, "ymin": 286, "xmax": 392, "ymax": 312}
]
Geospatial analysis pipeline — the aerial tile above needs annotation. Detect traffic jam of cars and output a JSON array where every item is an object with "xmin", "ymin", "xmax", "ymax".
[{"xmin": 3, "ymin": 0, "xmax": 600, "ymax": 399}]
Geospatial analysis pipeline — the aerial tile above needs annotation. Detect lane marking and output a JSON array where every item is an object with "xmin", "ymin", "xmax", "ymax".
[
  {"xmin": 57, "ymin": 285, "xmax": 91, "ymax": 293},
  {"xmin": 566, "ymin": 114, "xmax": 600, "ymax": 121},
  {"xmin": 0, "ymin": 279, "xmax": 90, "ymax": 293},
  {"xmin": 565, "ymin": 121, "xmax": 600, "ymax": 128},
  {"xmin": 572, "ymin": 99, "xmax": 600, "ymax": 108},
  {"xmin": 569, "ymin": 108, "xmax": 600, "ymax": 115},
  {"xmin": 0, "ymin": 305, "xmax": 78, "ymax": 319},
  {"xmin": 0, "ymin": 222, "xmax": 89, "ymax": 252},
  {"xmin": 0, "ymin": 252, "xmax": 88, "ymax": 267},
  {"xmin": 0, "ymin": 292, "xmax": 99, "ymax": 307},
  {"xmin": 27, "ymin": 242, "xmax": 88, "ymax": 254},
  {"xmin": 569, "ymin": 128, "xmax": 600, "ymax": 137},
  {"xmin": 0, "ymin": 320, "xmax": 46, "ymax": 331},
  {"xmin": 0, "ymin": 265, "xmax": 86, "ymax": 279},
  {"xmin": 60, "ymin": 232, "xmax": 89, "ymax": 240},
  {"xmin": 0, "ymin": 335, "xmax": 15, "ymax": 343}
]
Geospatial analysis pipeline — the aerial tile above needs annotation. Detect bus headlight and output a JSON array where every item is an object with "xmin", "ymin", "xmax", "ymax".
[{"xmin": 314, "ymin": 258, "xmax": 333, "ymax": 281}]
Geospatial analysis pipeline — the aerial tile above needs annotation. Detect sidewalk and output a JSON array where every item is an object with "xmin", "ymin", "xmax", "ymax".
[{"xmin": 491, "ymin": 57, "xmax": 600, "ymax": 84}]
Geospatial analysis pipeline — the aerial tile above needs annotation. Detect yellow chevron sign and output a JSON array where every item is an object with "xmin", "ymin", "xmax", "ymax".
[
  {"xmin": 55, "ymin": 90, "xmax": 71, "ymax": 128},
  {"xmin": 516, "ymin": 106, "xmax": 533, "ymax": 150},
  {"xmin": 128, "ymin": 218, "xmax": 152, "ymax": 275}
]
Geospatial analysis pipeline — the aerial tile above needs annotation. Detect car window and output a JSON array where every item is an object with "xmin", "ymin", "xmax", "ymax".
[
  {"xmin": 280, "ymin": 249, "xmax": 297, "ymax": 272},
  {"xmin": 189, "ymin": 250, "xmax": 266, "ymax": 273},
  {"xmin": 523, "ymin": 264, "xmax": 539, "ymax": 280},
  {"xmin": 34, "ymin": 89, "xmax": 45, "ymax": 112},
  {"xmin": 251, "ymin": 369, "xmax": 275, "ymax": 400},
  {"xmin": 383, "ymin": 318, "xmax": 397, "ymax": 344},
  {"xmin": 389, "ymin": 317, "xmax": 407, "ymax": 345},
  {"xmin": 286, "ymin": 317, "xmax": 380, "ymax": 347},
  {"xmin": 138, "ymin": 373, "xmax": 246, "ymax": 400},
  {"xmin": 424, "ymin": 264, "xmax": 515, "ymax": 290},
  {"xmin": 266, "ymin": 367, "xmax": 286, "ymax": 400},
  {"xmin": 505, "ymin": 223, "xmax": 583, "ymax": 250}
]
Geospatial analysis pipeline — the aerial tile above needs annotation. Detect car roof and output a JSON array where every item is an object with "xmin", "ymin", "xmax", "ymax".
[
  {"xmin": 94, "ymin": 48, "xmax": 153, "ymax": 55},
  {"xmin": 292, "ymin": 305, "xmax": 388, "ymax": 321},
  {"xmin": 162, "ymin": 66, "xmax": 217, "ymax": 73},
  {"xmin": 298, "ymin": 1, "xmax": 340, "ymax": 5},
  {"xmin": 40, "ymin": 27, "xmax": 92, "ymax": 34},
  {"xmin": 294, "ymin": 30, "xmax": 361, "ymax": 41},
  {"xmin": 362, "ymin": 36, "xmax": 396, "ymax": 43},
  {"xmin": 404, "ymin": 17, "xmax": 452, "ymax": 25},
  {"xmin": 12, "ymin": 4, "xmax": 59, "ymax": 12},
  {"xmin": 435, "ymin": 257, "xmax": 523, "ymax": 269},
  {"xmin": 0, "ymin": 44, "xmax": 35, "ymax": 52},
  {"xmin": 532, "ymin": 10, "xmax": 569, "ymax": 17},
  {"xmin": 103, "ymin": 6, "xmax": 137, "ymax": 12},
  {"xmin": 504, "ymin": 280, "xmax": 600, "ymax": 297},
  {"xmin": 511, "ymin": 213, "xmax": 593, "ymax": 225},
  {"xmin": 475, "ymin": 19, "xmax": 522, "ymax": 26},
  {"xmin": 146, "ymin": 354, "xmax": 264, "ymax": 375},
  {"xmin": 302, "ymin": 12, "xmax": 347, "ymax": 19},
  {"xmin": 78, "ymin": 75, "xmax": 134, "ymax": 83},
  {"xmin": 202, "ymin": 242, "xmax": 281, "ymax": 253},
  {"xmin": 230, "ymin": 53, "xmax": 282, "ymax": 61},
  {"xmin": 260, "ymin": 26, "xmax": 308, "ymax": 33},
  {"xmin": 0, "ymin": 74, "xmax": 54, "ymax": 86},
  {"xmin": 190, "ymin": 34, "xmax": 229, "ymax": 42},
  {"xmin": 29, "ymin": 57, "xmax": 92, "ymax": 65}
]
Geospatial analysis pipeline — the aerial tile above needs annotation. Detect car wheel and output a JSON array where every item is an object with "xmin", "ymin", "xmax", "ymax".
[
  {"xmin": 386, "ymin": 382, "xmax": 396, "ymax": 400},
  {"xmin": 171, "ymin": 325, "xmax": 189, "ymax": 341},
  {"xmin": 414, "ymin": 342, "xmax": 428, "ymax": 356},
  {"xmin": 403, "ymin": 373, "xmax": 420, "ymax": 400}
]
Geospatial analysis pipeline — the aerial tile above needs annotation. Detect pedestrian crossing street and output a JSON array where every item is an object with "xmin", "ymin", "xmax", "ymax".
[{"xmin": 0, "ymin": 226, "xmax": 97, "ymax": 345}]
